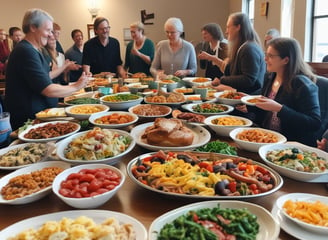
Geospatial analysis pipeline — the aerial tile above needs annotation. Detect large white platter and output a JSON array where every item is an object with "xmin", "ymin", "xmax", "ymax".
[
  {"xmin": 127, "ymin": 151, "xmax": 283, "ymax": 199},
  {"xmin": 0, "ymin": 161, "xmax": 70, "ymax": 205},
  {"xmin": 18, "ymin": 121, "xmax": 80, "ymax": 143},
  {"xmin": 130, "ymin": 122, "xmax": 211, "ymax": 151},
  {"xmin": 259, "ymin": 142, "xmax": 328, "ymax": 182},
  {"xmin": 149, "ymin": 200, "xmax": 280, "ymax": 240},
  {"xmin": 272, "ymin": 193, "xmax": 328, "ymax": 240},
  {"xmin": 0, "ymin": 210, "xmax": 147, "ymax": 240}
]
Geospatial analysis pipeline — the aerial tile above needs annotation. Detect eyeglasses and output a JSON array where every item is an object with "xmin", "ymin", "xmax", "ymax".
[
  {"xmin": 265, "ymin": 52, "xmax": 281, "ymax": 59},
  {"xmin": 165, "ymin": 31, "xmax": 179, "ymax": 35},
  {"xmin": 98, "ymin": 26, "xmax": 110, "ymax": 31}
]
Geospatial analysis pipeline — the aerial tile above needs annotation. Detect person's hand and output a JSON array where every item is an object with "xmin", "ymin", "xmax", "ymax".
[
  {"xmin": 212, "ymin": 77, "xmax": 220, "ymax": 86},
  {"xmin": 235, "ymin": 104, "xmax": 248, "ymax": 113},
  {"xmin": 255, "ymin": 97, "xmax": 282, "ymax": 112},
  {"xmin": 131, "ymin": 48, "xmax": 140, "ymax": 56},
  {"xmin": 198, "ymin": 51, "xmax": 211, "ymax": 60},
  {"xmin": 174, "ymin": 70, "xmax": 189, "ymax": 77},
  {"xmin": 64, "ymin": 60, "xmax": 79, "ymax": 71},
  {"xmin": 157, "ymin": 70, "xmax": 167, "ymax": 80},
  {"xmin": 317, "ymin": 138, "xmax": 327, "ymax": 150},
  {"xmin": 76, "ymin": 72, "xmax": 89, "ymax": 88}
]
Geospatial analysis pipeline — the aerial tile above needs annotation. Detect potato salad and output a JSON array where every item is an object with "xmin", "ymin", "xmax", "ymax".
[{"xmin": 265, "ymin": 148, "xmax": 328, "ymax": 173}]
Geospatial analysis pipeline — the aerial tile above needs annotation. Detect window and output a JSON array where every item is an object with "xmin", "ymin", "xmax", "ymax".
[
  {"xmin": 244, "ymin": 0, "xmax": 255, "ymax": 25},
  {"xmin": 312, "ymin": 0, "xmax": 328, "ymax": 62}
]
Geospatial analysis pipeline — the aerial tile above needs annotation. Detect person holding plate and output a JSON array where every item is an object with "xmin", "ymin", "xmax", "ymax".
[{"xmin": 238, "ymin": 38, "xmax": 321, "ymax": 147}]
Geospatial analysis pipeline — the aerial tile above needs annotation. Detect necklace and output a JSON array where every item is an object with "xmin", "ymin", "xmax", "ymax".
[{"xmin": 273, "ymin": 81, "xmax": 280, "ymax": 87}]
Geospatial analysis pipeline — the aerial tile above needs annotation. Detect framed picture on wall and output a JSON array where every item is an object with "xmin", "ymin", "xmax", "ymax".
[{"xmin": 87, "ymin": 24, "xmax": 95, "ymax": 39}]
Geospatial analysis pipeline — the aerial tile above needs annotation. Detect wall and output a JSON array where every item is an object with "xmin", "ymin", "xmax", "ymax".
[
  {"xmin": 0, "ymin": 0, "xmax": 229, "ymax": 54},
  {"xmin": 0, "ymin": 0, "xmax": 309, "ymax": 60}
]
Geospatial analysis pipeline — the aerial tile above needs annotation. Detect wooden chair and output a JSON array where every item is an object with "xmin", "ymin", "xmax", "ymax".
[{"xmin": 307, "ymin": 62, "xmax": 328, "ymax": 78}]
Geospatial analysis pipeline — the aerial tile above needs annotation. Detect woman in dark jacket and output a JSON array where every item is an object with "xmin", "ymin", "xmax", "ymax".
[
  {"xmin": 211, "ymin": 12, "xmax": 265, "ymax": 94},
  {"xmin": 250, "ymin": 37, "xmax": 321, "ymax": 146}
]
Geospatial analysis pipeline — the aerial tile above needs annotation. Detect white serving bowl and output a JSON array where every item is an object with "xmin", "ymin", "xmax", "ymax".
[
  {"xmin": 259, "ymin": 143, "xmax": 328, "ymax": 181},
  {"xmin": 100, "ymin": 93, "xmax": 143, "ymax": 110},
  {"xmin": 276, "ymin": 193, "xmax": 328, "ymax": 235},
  {"xmin": 182, "ymin": 77, "xmax": 211, "ymax": 87},
  {"xmin": 181, "ymin": 102, "xmax": 234, "ymax": 116},
  {"xmin": 89, "ymin": 111, "xmax": 138, "ymax": 129},
  {"xmin": 124, "ymin": 78, "xmax": 140, "ymax": 84},
  {"xmin": 204, "ymin": 115, "xmax": 253, "ymax": 137},
  {"xmin": 56, "ymin": 129, "xmax": 135, "ymax": 165},
  {"xmin": 0, "ymin": 161, "xmax": 70, "ymax": 205},
  {"xmin": 190, "ymin": 78, "xmax": 212, "ymax": 87},
  {"xmin": 65, "ymin": 104, "xmax": 109, "ymax": 120},
  {"xmin": 214, "ymin": 91, "xmax": 246, "ymax": 105},
  {"xmin": 52, "ymin": 164, "xmax": 125, "ymax": 209},
  {"xmin": 128, "ymin": 104, "xmax": 172, "ymax": 119},
  {"xmin": 229, "ymin": 127, "xmax": 287, "ymax": 152}
]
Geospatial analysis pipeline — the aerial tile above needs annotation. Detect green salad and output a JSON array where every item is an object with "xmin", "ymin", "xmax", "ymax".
[
  {"xmin": 65, "ymin": 97, "xmax": 100, "ymax": 105},
  {"xmin": 157, "ymin": 204, "xmax": 259, "ymax": 240},
  {"xmin": 195, "ymin": 140, "xmax": 237, "ymax": 155}
]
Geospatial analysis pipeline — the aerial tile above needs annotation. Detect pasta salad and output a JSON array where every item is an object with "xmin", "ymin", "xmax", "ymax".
[{"xmin": 64, "ymin": 127, "xmax": 132, "ymax": 160}]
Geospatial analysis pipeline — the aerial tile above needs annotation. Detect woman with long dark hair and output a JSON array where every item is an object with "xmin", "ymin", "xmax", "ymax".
[{"xmin": 212, "ymin": 12, "xmax": 266, "ymax": 94}]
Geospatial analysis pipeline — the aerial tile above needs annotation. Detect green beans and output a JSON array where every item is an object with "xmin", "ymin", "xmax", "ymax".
[
  {"xmin": 65, "ymin": 97, "xmax": 100, "ymax": 104},
  {"xmin": 157, "ymin": 204, "xmax": 259, "ymax": 240}
]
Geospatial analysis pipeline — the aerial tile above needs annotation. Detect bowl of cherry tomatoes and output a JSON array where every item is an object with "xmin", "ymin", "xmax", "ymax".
[{"xmin": 52, "ymin": 164, "xmax": 125, "ymax": 209}]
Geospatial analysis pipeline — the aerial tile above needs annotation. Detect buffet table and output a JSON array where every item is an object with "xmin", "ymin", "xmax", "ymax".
[{"xmin": 0, "ymin": 130, "xmax": 327, "ymax": 239}]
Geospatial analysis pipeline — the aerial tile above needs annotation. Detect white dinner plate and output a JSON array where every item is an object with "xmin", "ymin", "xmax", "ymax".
[
  {"xmin": 275, "ymin": 193, "xmax": 328, "ymax": 235},
  {"xmin": 130, "ymin": 121, "xmax": 211, "ymax": 151},
  {"xmin": 0, "ymin": 161, "xmax": 71, "ymax": 205},
  {"xmin": 0, "ymin": 142, "xmax": 56, "ymax": 170},
  {"xmin": 272, "ymin": 193, "xmax": 328, "ymax": 240},
  {"xmin": 149, "ymin": 200, "xmax": 280, "ymax": 240},
  {"xmin": 18, "ymin": 121, "xmax": 80, "ymax": 143},
  {"xmin": 241, "ymin": 95, "xmax": 263, "ymax": 106},
  {"xmin": 0, "ymin": 210, "xmax": 147, "ymax": 240}
]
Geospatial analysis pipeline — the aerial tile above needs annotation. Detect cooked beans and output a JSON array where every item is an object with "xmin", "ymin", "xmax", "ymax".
[
  {"xmin": 1, "ymin": 167, "xmax": 63, "ymax": 200},
  {"xmin": 24, "ymin": 122, "xmax": 78, "ymax": 139}
]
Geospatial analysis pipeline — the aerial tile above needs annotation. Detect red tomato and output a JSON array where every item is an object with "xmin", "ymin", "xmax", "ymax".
[
  {"xmin": 67, "ymin": 173, "xmax": 81, "ymax": 180},
  {"xmin": 96, "ymin": 188, "xmax": 108, "ymax": 194},
  {"xmin": 249, "ymin": 183, "xmax": 257, "ymax": 191},
  {"xmin": 59, "ymin": 188, "xmax": 70, "ymax": 197},
  {"xmin": 79, "ymin": 173, "xmax": 95, "ymax": 183},
  {"xmin": 95, "ymin": 171, "xmax": 107, "ymax": 180},
  {"xmin": 228, "ymin": 181, "xmax": 237, "ymax": 192},
  {"xmin": 88, "ymin": 179, "xmax": 102, "ymax": 192}
]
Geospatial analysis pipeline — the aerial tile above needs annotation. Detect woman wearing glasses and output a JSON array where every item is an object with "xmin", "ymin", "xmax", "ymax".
[
  {"xmin": 150, "ymin": 17, "xmax": 197, "ymax": 80},
  {"xmin": 240, "ymin": 37, "xmax": 321, "ymax": 147},
  {"xmin": 211, "ymin": 12, "xmax": 265, "ymax": 94}
]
